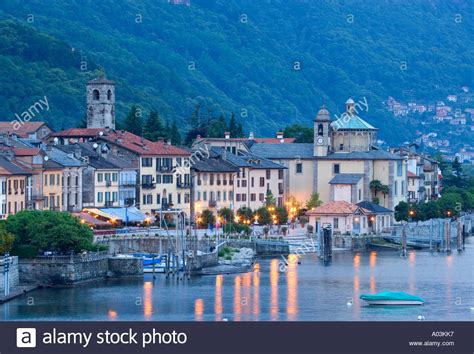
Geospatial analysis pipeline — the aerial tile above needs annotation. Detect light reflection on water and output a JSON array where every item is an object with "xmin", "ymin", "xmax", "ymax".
[{"xmin": 2, "ymin": 244, "xmax": 473, "ymax": 321}]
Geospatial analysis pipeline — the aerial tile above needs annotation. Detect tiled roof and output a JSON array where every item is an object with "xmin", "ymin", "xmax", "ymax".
[
  {"xmin": 192, "ymin": 157, "xmax": 239, "ymax": 173},
  {"xmin": 407, "ymin": 171, "xmax": 420, "ymax": 178},
  {"xmin": 210, "ymin": 147, "xmax": 286, "ymax": 169},
  {"xmin": 306, "ymin": 201, "xmax": 369, "ymax": 215},
  {"xmin": 320, "ymin": 150, "xmax": 403, "ymax": 160},
  {"xmin": 50, "ymin": 147, "xmax": 82, "ymax": 167},
  {"xmin": 0, "ymin": 121, "xmax": 48, "ymax": 138},
  {"xmin": 0, "ymin": 156, "xmax": 32, "ymax": 175},
  {"xmin": 356, "ymin": 201, "xmax": 393, "ymax": 214},
  {"xmin": 53, "ymin": 129, "xmax": 190, "ymax": 156},
  {"xmin": 253, "ymin": 138, "xmax": 296, "ymax": 144},
  {"xmin": 87, "ymin": 77, "xmax": 115, "ymax": 85},
  {"xmin": 331, "ymin": 114, "xmax": 377, "ymax": 130},
  {"xmin": 329, "ymin": 173, "xmax": 364, "ymax": 184},
  {"xmin": 12, "ymin": 148, "xmax": 42, "ymax": 156},
  {"xmin": 43, "ymin": 159, "xmax": 64, "ymax": 170},
  {"xmin": 250, "ymin": 143, "xmax": 314, "ymax": 159}
]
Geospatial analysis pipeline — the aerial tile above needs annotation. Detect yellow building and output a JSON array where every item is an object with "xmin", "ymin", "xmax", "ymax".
[
  {"xmin": 42, "ymin": 162, "xmax": 63, "ymax": 211},
  {"xmin": 250, "ymin": 99, "xmax": 407, "ymax": 212},
  {"xmin": 0, "ymin": 156, "xmax": 31, "ymax": 216}
]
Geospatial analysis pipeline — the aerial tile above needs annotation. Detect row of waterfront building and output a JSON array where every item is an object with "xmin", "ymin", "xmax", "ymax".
[{"xmin": 0, "ymin": 77, "xmax": 442, "ymax": 229}]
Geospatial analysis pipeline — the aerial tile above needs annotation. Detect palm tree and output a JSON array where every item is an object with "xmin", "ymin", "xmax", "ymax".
[{"xmin": 370, "ymin": 180, "xmax": 383, "ymax": 197}]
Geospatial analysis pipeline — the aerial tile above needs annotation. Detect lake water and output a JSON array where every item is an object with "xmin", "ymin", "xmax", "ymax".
[{"xmin": 1, "ymin": 240, "xmax": 473, "ymax": 321}]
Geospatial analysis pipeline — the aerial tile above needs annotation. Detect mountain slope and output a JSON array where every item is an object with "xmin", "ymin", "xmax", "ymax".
[{"xmin": 0, "ymin": 0, "xmax": 472, "ymax": 143}]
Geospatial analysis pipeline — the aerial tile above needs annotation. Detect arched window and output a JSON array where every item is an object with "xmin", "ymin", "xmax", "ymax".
[
  {"xmin": 318, "ymin": 123, "xmax": 324, "ymax": 136},
  {"xmin": 92, "ymin": 89, "xmax": 100, "ymax": 100},
  {"xmin": 107, "ymin": 89, "xmax": 112, "ymax": 100}
]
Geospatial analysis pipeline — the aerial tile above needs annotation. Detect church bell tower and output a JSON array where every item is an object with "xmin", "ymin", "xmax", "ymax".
[
  {"xmin": 314, "ymin": 106, "xmax": 331, "ymax": 157},
  {"xmin": 86, "ymin": 76, "xmax": 116, "ymax": 130}
]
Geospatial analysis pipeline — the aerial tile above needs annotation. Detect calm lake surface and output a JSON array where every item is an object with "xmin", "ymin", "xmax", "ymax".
[{"xmin": 2, "ymin": 240, "xmax": 473, "ymax": 321}]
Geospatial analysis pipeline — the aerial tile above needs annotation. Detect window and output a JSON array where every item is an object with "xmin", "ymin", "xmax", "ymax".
[
  {"xmin": 318, "ymin": 123, "xmax": 323, "ymax": 136},
  {"xmin": 112, "ymin": 192, "xmax": 118, "ymax": 202},
  {"xmin": 358, "ymin": 189, "xmax": 361, "ymax": 201},
  {"xmin": 141, "ymin": 158, "xmax": 153, "ymax": 167},
  {"xmin": 259, "ymin": 193, "xmax": 265, "ymax": 202},
  {"xmin": 242, "ymin": 180, "xmax": 247, "ymax": 188},
  {"xmin": 177, "ymin": 193, "xmax": 181, "ymax": 204},
  {"xmin": 203, "ymin": 192, "xmax": 207, "ymax": 201},
  {"xmin": 98, "ymin": 173, "xmax": 103, "ymax": 182},
  {"xmin": 105, "ymin": 192, "xmax": 111, "ymax": 202},
  {"xmin": 93, "ymin": 89, "xmax": 100, "ymax": 100},
  {"xmin": 260, "ymin": 177, "xmax": 265, "ymax": 187},
  {"xmin": 333, "ymin": 218, "xmax": 339, "ymax": 229},
  {"xmin": 339, "ymin": 143, "xmax": 344, "ymax": 151},
  {"xmin": 394, "ymin": 181, "xmax": 398, "ymax": 196},
  {"xmin": 107, "ymin": 89, "xmax": 112, "ymax": 100},
  {"xmin": 112, "ymin": 173, "xmax": 118, "ymax": 182},
  {"xmin": 333, "ymin": 164, "xmax": 340, "ymax": 174},
  {"xmin": 176, "ymin": 158, "xmax": 182, "ymax": 166},
  {"xmin": 143, "ymin": 194, "xmax": 153, "ymax": 205},
  {"xmin": 397, "ymin": 160, "xmax": 403, "ymax": 177},
  {"xmin": 242, "ymin": 194, "xmax": 247, "ymax": 202},
  {"xmin": 229, "ymin": 191, "xmax": 233, "ymax": 200},
  {"xmin": 278, "ymin": 169, "xmax": 284, "ymax": 179},
  {"xmin": 251, "ymin": 177, "xmax": 254, "ymax": 188},
  {"xmin": 157, "ymin": 194, "xmax": 161, "ymax": 204},
  {"xmin": 163, "ymin": 175, "xmax": 173, "ymax": 184},
  {"xmin": 97, "ymin": 192, "xmax": 103, "ymax": 203},
  {"xmin": 44, "ymin": 176, "xmax": 48, "ymax": 186},
  {"xmin": 266, "ymin": 170, "xmax": 271, "ymax": 179},
  {"xmin": 250, "ymin": 193, "xmax": 256, "ymax": 201},
  {"xmin": 196, "ymin": 192, "xmax": 201, "ymax": 201},
  {"xmin": 156, "ymin": 175, "xmax": 162, "ymax": 184},
  {"xmin": 401, "ymin": 181, "xmax": 405, "ymax": 195},
  {"xmin": 236, "ymin": 194, "xmax": 241, "ymax": 202},
  {"xmin": 296, "ymin": 163, "xmax": 303, "ymax": 174},
  {"xmin": 223, "ymin": 191, "xmax": 227, "ymax": 201}
]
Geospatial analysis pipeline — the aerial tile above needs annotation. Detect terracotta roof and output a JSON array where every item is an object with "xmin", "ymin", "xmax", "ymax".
[
  {"xmin": 407, "ymin": 171, "xmax": 419, "ymax": 178},
  {"xmin": 53, "ymin": 128, "xmax": 190, "ymax": 156},
  {"xmin": 306, "ymin": 201, "xmax": 369, "ymax": 215},
  {"xmin": 253, "ymin": 138, "xmax": 296, "ymax": 144},
  {"xmin": 0, "ymin": 121, "xmax": 48, "ymax": 138},
  {"xmin": 52, "ymin": 128, "xmax": 102, "ymax": 137},
  {"xmin": 12, "ymin": 148, "xmax": 42, "ymax": 156},
  {"xmin": 0, "ymin": 156, "xmax": 32, "ymax": 175}
]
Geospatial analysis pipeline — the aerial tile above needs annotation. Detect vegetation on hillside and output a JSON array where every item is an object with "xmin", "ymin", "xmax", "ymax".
[{"xmin": 0, "ymin": 0, "xmax": 472, "ymax": 144}]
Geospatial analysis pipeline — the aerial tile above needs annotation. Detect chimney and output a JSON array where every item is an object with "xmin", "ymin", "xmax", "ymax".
[
  {"xmin": 249, "ymin": 132, "xmax": 254, "ymax": 140},
  {"xmin": 167, "ymin": 139, "xmax": 172, "ymax": 146},
  {"xmin": 276, "ymin": 131, "xmax": 283, "ymax": 139},
  {"xmin": 74, "ymin": 144, "xmax": 82, "ymax": 159},
  {"xmin": 224, "ymin": 131, "xmax": 230, "ymax": 140}
]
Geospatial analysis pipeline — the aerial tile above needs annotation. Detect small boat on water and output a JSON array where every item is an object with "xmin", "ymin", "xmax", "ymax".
[{"xmin": 360, "ymin": 291, "xmax": 425, "ymax": 305}]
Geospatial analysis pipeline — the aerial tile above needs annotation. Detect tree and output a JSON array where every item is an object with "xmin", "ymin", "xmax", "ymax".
[
  {"xmin": 77, "ymin": 114, "xmax": 87, "ymax": 129},
  {"xmin": 123, "ymin": 105, "xmax": 143, "ymax": 136},
  {"xmin": 190, "ymin": 103, "xmax": 200, "ymax": 130},
  {"xmin": 200, "ymin": 209, "xmax": 215, "ymax": 228},
  {"xmin": 236, "ymin": 207, "xmax": 253, "ymax": 222},
  {"xmin": 6, "ymin": 211, "xmax": 94, "ymax": 254},
  {"xmin": 236, "ymin": 123, "xmax": 244, "ymax": 138},
  {"xmin": 218, "ymin": 207, "xmax": 234, "ymax": 222},
  {"xmin": 264, "ymin": 190, "xmax": 276, "ymax": 207},
  {"xmin": 305, "ymin": 192, "xmax": 322, "ymax": 210},
  {"xmin": 169, "ymin": 120, "xmax": 182, "ymax": 145},
  {"xmin": 394, "ymin": 201, "xmax": 409, "ymax": 222},
  {"xmin": 283, "ymin": 124, "xmax": 314, "ymax": 143},
  {"xmin": 275, "ymin": 207, "xmax": 288, "ymax": 225},
  {"xmin": 144, "ymin": 110, "xmax": 164, "ymax": 141},
  {"xmin": 370, "ymin": 180, "xmax": 383, "ymax": 197},
  {"xmin": 255, "ymin": 207, "xmax": 272, "ymax": 225},
  {"xmin": 0, "ymin": 222, "xmax": 15, "ymax": 254},
  {"xmin": 228, "ymin": 113, "xmax": 238, "ymax": 137},
  {"xmin": 208, "ymin": 115, "xmax": 227, "ymax": 138}
]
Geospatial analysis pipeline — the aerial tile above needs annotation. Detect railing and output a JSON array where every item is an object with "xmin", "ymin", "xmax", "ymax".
[
  {"xmin": 105, "ymin": 180, "xmax": 112, "ymax": 187},
  {"xmin": 141, "ymin": 182, "xmax": 156, "ymax": 189},
  {"xmin": 156, "ymin": 166, "xmax": 174, "ymax": 173},
  {"xmin": 176, "ymin": 181, "xmax": 191, "ymax": 189},
  {"xmin": 105, "ymin": 201, "xmax": 115, "ymax": 207},
  {"xmin": 120, "ymin": 181, "xmax": 137, "ymax": 187},
  {"xmin": 30, "ymin": 193, "xmax": 44, "ymax": 201},
  {"xmin": 31, "ymin": 251, "xmax": 109, "ymax": 263}
]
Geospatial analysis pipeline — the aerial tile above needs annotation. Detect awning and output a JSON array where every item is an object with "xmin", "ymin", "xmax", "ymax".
[
  {"xmin": 83, "ymin": 208, "xmax": 116, "ymax": 220},
  {"xmin": 72, "ymin": 212, "xmax": 110, "ymax": 226},
  {"xmin": 100, "ymin": 207, "xmax": 147, "ymax": 223}
]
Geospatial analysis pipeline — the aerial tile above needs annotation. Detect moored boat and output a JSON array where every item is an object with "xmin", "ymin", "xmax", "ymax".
[{"xmin": 360, "ymin": 291, "xmax": 425, "ymax": 305}]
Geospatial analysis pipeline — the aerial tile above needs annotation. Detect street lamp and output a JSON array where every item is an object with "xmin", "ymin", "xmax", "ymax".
[{"xmin": 3, "ymin": 253, "xmax": 12, "ymax": 297}]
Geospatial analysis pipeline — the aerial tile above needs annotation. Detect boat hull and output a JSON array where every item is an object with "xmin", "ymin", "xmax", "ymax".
[{"xmin": 363, "ymin": 300, "xmax": 424, "ymax": 305}]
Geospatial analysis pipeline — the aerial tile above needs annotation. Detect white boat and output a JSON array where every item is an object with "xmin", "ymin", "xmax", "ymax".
[{"xmin": 360, "ymin": 292, "xmax": 425, "ymax": 305}]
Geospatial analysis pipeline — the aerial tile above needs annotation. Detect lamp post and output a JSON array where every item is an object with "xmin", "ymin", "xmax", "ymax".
[{"xmin": 3, "ymin": 253, "xmax": 11, "ymax": 297}]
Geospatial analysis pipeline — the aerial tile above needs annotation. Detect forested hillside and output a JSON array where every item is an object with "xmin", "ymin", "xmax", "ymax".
[{"xmin": 0, "ymin": 0, "xmax": 472, "ymax": 143}]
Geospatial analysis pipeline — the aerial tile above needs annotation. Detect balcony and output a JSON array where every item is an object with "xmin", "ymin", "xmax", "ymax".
[
  {"xmin": 105, "ymin": 201, "xmax": 115, "ymax": 207},
  {"xmin": 156, "ymin": 166, "xmax": 174, "ymax": 173},
  {"xmin": 208, "ymin": 200, "xmax": 217, "ymax": 208},
  {"xmin": 141, "ymin": 182, "xmax": 156, "ymax": 189},
  {"xmin": 120, "ymin": 181, "xmax": 137, "ymax": 188},
  {"xmin": 176, "ymin": 181, "xmax": 191, "ymax": 189},
  {"xmin": 30, "ymin": 193, "xmax": 44, "ymax": 201},
  {"xmin": 49, "ymin": 206, "xmax": 60, "ymax": 211},
  {"xmin": 105, "ymin": 180, "xmax": 112, "ymax": 187}
]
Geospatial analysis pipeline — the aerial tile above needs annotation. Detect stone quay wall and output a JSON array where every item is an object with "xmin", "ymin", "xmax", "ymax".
[
  {"xmin": 0, "ymin": 256, "xmax": 19, "ymax": 291},
  {"xmin": 18, "ymin": 252, "xmax": 142, "ymax": 286}
]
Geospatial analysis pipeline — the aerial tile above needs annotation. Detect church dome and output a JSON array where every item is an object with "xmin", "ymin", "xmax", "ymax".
[{"xmin": 314, "ymin": 105, "xmax": 331, "ymax": 121}]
